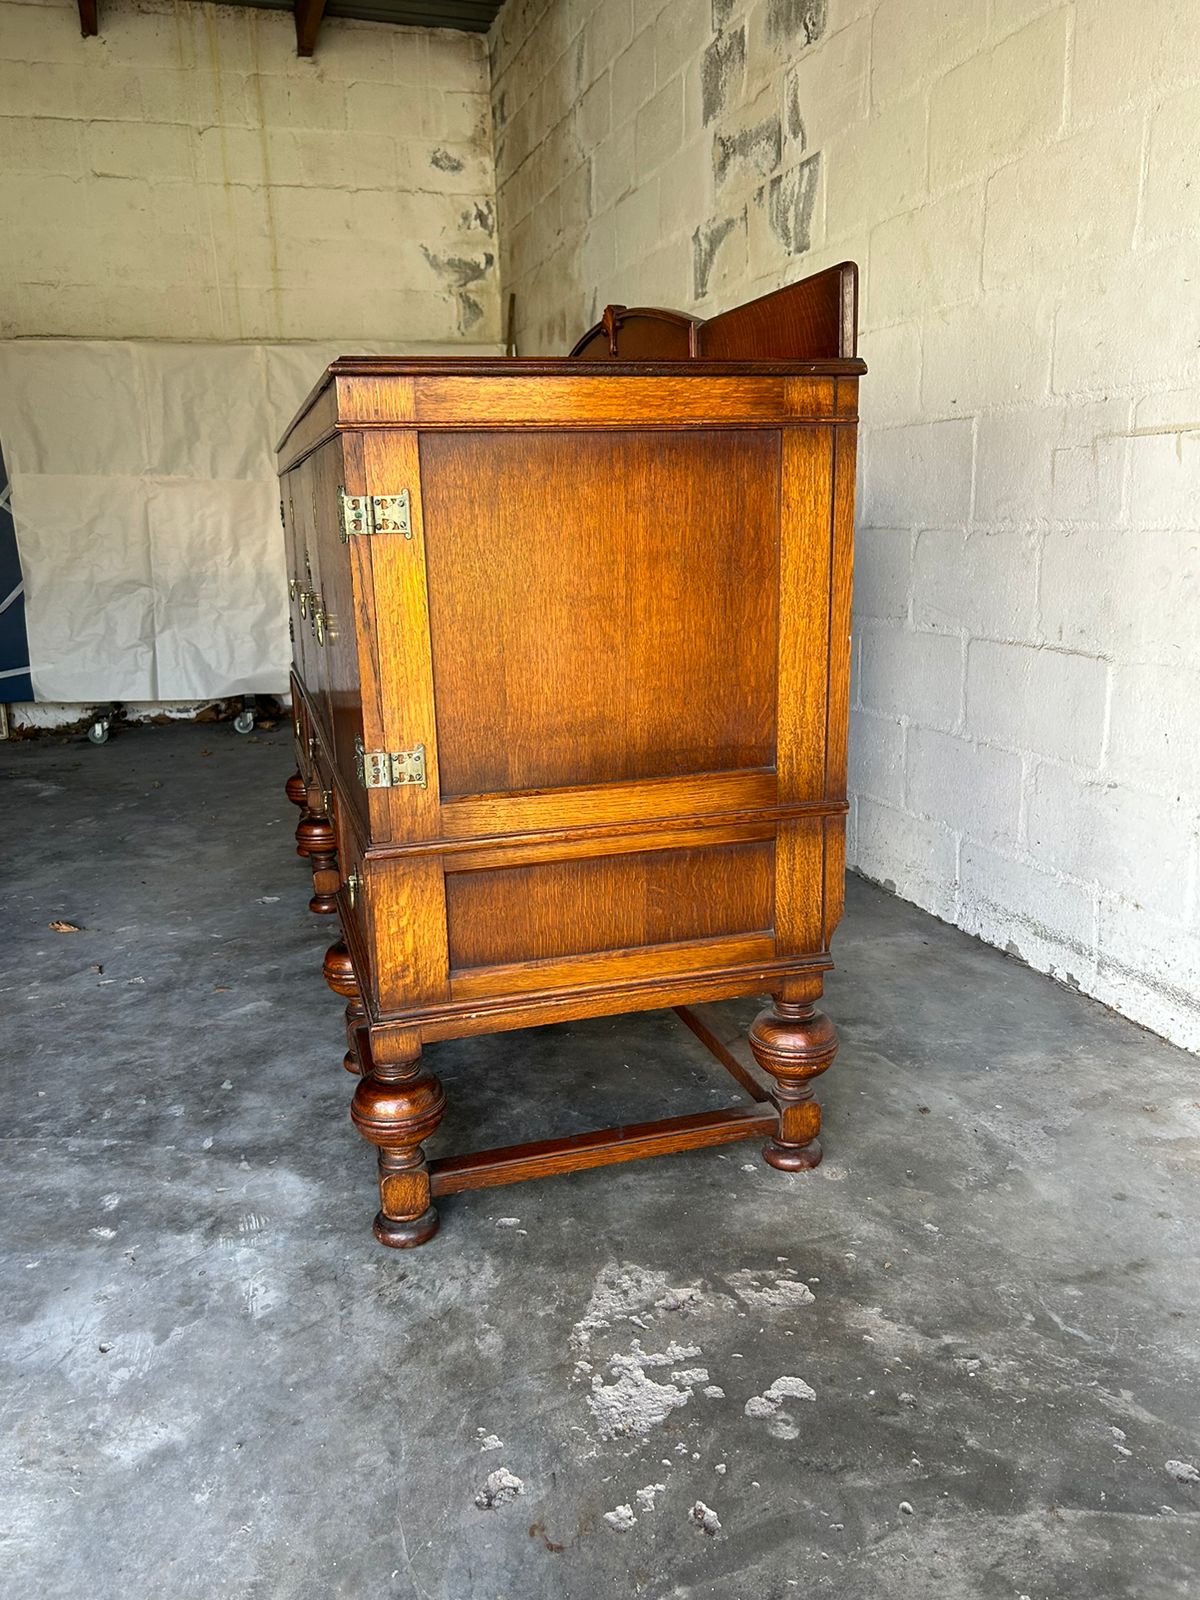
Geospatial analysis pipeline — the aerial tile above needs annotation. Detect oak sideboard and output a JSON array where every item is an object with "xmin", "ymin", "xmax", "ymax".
[{"xmin": 281, "ymin": 262, "xmax": 864, "ymax": 1247}]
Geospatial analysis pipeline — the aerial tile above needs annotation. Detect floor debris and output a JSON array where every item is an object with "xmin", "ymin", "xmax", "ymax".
[
  {"xmin": 603, "ymin": 1504, "xmax": 637, "ymax": 1531},
  {"xmin": 635, "ymin": 1483, "xmax": 666, "ymax": 1512},
  {"xmin": 1166, "ymin": 1460, "xmax": 1199, "ymax": 1484},
  {"xmin": 689, "ymin": 1501, "xmax": 722, "ymax": 1535},
  {"xmin": 744, "ymin": 1376, "xmax": 817, "ymax": 1416},
  {"xmin": 587, "ymin": 1353, "xmax": 692, "ymax": 1439},
  {"xmin": 474, "ymin": 1469, "xmax": 524, "ymax": 1509}
]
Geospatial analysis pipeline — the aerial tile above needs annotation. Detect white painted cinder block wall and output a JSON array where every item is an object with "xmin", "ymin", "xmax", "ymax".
[
  {"xmin": 0, "ymin": 0, "xmax": 500, "ymax": 342},
  {"xmin": 487, "ymin": 0, "xmax": 1200, "ymax": 1052}
]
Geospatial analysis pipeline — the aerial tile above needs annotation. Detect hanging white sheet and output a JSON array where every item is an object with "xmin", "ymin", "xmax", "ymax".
[{"xmin": 0, "ymin": 338, "xmax": 499, "ymax": 703}]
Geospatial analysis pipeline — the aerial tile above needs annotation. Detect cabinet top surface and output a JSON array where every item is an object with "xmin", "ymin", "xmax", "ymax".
[{"xmin": 279, "ymin": 353, "xmax": 867, "ymax": 451}]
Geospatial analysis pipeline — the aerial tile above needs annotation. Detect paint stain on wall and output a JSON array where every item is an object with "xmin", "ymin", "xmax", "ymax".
[
  {"xmin": 692, "ymin": 213, "xmax": 740, "ymax": 299},
  {"xmin": 702, "ymin": 28, "xmax": 746, "ymax": 126},
  {"xmin": 768, "ymin": 153, "xmax": 821, "ymax": 254},
  {"xmin": 766, "ymin": 0, "xmax": 828, "ymax": 47},
  {"xmin": 713, "ymin": 115, "xmax": 783, "ymax": 187}
]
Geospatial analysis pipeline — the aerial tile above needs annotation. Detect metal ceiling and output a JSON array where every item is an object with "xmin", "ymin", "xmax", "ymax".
[{"xmin": 76, "ymin": 0, "xmax": 505, "ymax": 54}]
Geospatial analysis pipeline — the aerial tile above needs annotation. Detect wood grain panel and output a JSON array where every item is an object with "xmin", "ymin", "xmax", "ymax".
[
  {"xmin": 450, "ymin": 932, "xmax": 779, "ymax": 1001},
  {"xmin": 421, "ymin": 429, "xmax": 781, "ymax": 795},
  {"xmin": 444, "ymin": 839, "xmax": 774, "ymax": 968},
  {"xmin": 439, "ymin": 768, "xmax": 778, "ymax": 839},
  {"xmin": 366, "ymin": 855, "xmax": 450, "ymax": 1012},
  {"xmin": 777, "ymin": 426, "xmax": 834, "ymax": 804},
  {"xmin": 359, "ymin": 428, "xmax": 445, "ymax": 844},
  {"xmin": 335, "ymin": 374, "xmax": 840, "ymax": 432}
]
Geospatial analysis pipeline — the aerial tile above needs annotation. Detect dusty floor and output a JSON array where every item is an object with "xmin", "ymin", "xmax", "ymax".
[{"xmin": 1, "ymin": 721, "xmax": 1198, "ymax": 1600}]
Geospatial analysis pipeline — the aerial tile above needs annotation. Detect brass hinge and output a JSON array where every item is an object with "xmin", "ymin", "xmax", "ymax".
[
  {"xmin": 339, "ymin": 487, "xmax": 412, "ymax": 542},
  {"xmin": 355, "ymin": 735, "xmax": 427, "ymax": 789}
]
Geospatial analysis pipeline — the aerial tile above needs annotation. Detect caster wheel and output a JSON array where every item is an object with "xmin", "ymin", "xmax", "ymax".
[
  {"xmin": 233, "ymin": 709, "xmax": 255, "ymax": 735},
  {"xmin": 87, "ymin": 719, "xmax": 110, "ymax": 745}
]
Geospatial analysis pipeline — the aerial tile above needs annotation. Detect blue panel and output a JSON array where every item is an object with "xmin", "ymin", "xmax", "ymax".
[{"xmin": 0, "ymin": 442, "xmax": 33, "ymax": 702}]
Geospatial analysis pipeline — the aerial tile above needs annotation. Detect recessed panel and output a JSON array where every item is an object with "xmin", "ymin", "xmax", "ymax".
[
  {"xmin": 420, "ymin": 429, "xmax": 780, "ymax": 796},
  {"xmin": 445, "ymin": 839, "xmax": 775, "ymax": 971}
]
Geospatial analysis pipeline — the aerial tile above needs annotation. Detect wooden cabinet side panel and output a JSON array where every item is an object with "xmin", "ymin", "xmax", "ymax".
[
  {"xmin": 775, "ymin": 427, "xmax": 836, "ymax": 956},
  {"xmin": 367, "ymin": 856, "xmax": 450, "ymax": 1011},
  {"xmin": 359, "ymin": 428, "xmax": 444, "ymax": 844},
  {"xmin": 309, "ymin": 435, "xmax": 371, "ymax": 835},
  {"xmin": 419, "ymin": 427, "xmax": 780, "ymax": 797},
  {"xmin": 825, "ymin": 421, "xmax": 857, "ymax": 805}
]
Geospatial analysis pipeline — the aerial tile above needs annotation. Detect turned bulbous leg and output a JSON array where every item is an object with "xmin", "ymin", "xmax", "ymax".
[
  {"xmin": 749, "ymin": 998, "xmax": 839, "ymax": 1172},
  {"xmin": 297, "ymin": 814, "xmax": 338, "ymax": 914},
  {"xmin": 285, "ymin": 771, "xmax": 313, "ymax": 857},
  {"xmin": 322, "ymin": 941, "xmax": 365, "ymax": 1074},
  {"xmin": 351, "ymin": 1049, "xmax": 446, "ymax": 1248}
]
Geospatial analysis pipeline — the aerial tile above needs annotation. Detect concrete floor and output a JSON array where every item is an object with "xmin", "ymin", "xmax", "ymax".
[{"xmin": 2, "ymin": 722, "xmax": 1198, "ymax": 1600}]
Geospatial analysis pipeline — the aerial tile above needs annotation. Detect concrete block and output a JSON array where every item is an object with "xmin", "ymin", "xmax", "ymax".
[
  {"xmin": 912, "ymin": 528, "xmax": 1038, "ymax": 642},
  {"xmin": 966, "ymin": 641, "xmax": 1107, "ymax": 767},
  {"xmin": 959, "ymin": 840, "xmax": 1098, "ymax": 983},
  {"xmin": 929, "ymin": 10, "xmax": 1067, "ymax": 191},
  {"xmin": 258, "ymin": 76, "xmax": 348, "ymax": 132},
  {"xmin": 1072, "ymin": 0, "xmax": 1200, "ymax": 120},
  {"xmin": 782, "ymin": 17, "xmax": 869, "ymax": 152},
  {"xmin": 592, "ymin": 119, "xmax": 635, "ymax": 213},
  {"xmin": 1027, "ymin": 761, "xmax": 1194, "ymax": 921},
  {"xmin": 292, "ymin": 129, "xmax": 398, "ymax": 190},
  {"xmin": 702, "ymin": 26, "xmax": 746, "ymax": 127},
  {"xmin": 86, "ymin": 121, "xmax": 196, "ymax": 182},
  {"xmin": 1127, "ymin": 426, "xmax": 1200, "ymax": 531},
  {"xmin": 712, "ymin": 88, "xmax": 782, "ymax": 190},
  {"xmin": 825, "ymin": 92, "xmax": 926, "ymax": 236},
  {"xmin": 423, "ymin": 27, "xmax": 490, "ymax": 93},
  {"xmin": 635, "ymin": 76, "xmax": 683, "ymax": 180},
  {"xmin": 405, "ymin": 141, "xmax": 494, "ymax": 196},
  {"xmin": 1106, "ymin": 663, "xmax": 1200, "ymax": 799},
  {"xmin": 629, "ymin": 233, "xmax": 691, "ymax": 305},
  {"xmin": 867, "ymin": 186, "xmax": 983, "ymax": 327},
  {"xmin": 859, "ymin": 623, "xmax": 963, "ymax": 730},
  {"xmin": 1143, "ymin": 83, "xmax": 1200, "ymax": 245},
  {"xmin": 691, "ymin": 206, "xmax": 747, "ymax": 302},
  {"xmin": 1053, "ymin": 243, "xmax": 1200, "ymax": 395},
  {"xmin": 906, "ymin": 726, "xmax": 1024, "ymax": 850},
  {"xmin": 870, "ymin": 0, "xmax": 987, "ymax": 109},
  {"xmin": 1094, "ymin": 895, "xmax": 1200, "ymax": 1055},
  {"xmin": 983, "ymin": 117, "xmax": 1140, "ymax": 287},
  {"xmin": 974, "ymin": 400, "xmax": 1129, "ymax": 527},
  {"xmin": 864, "ymin": 418, "xmax": 974, "ymax": 528},
  {"xmin": 922, "ymin": 290, "xmax": 1052, "ymax": 416},
  {"xmin": 611, "ymin": 28, "xmax": 655, "ymax": 128},
  {"xmin": 0, "ymin": 0, "xmax": 98, "ymax": 62},
  {"xmin": 0, "ymin": 116, "xmax": 82, "ymax": 176},
  {"xmin": 848, "ymin": 708, "xmax": 905, "ymax": 805},
  {"xmin": 577, "ymin": 69, "xmax": 612, "ymax": 148},
  {"xmin": 658, "ymin": 137, "xmax": 710, "ymax": 235},
  {"xmin": 857, "ymin": 320, "xmax": 922, "ymax": 426},
  {"xmin": 853, "ymin": 795, "xmax": 959, "ymax": 922},
  {"xmin": 271, "ymin": 186, "xmax": 358, "ymax": 240},
  {"xmin": 850, "ymin": 527, "xmax": 911, "ymax": 622},
  {"xmin": 585, "ymin": 0, "xmax": 635, "ymax": 83},
  {"xmin": 653, "ymin": 0, "xmax": 710, "ymax": 87},
  {"xmin": 615, "ymin": 178, "xmax": 661, "ymax": 267},
  {"xmin": 1040, "ymin": 527, "xmax": 1200, "ymax": 667}
]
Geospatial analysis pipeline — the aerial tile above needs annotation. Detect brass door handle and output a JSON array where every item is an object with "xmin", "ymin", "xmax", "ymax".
[{"xmin": 345, "ymin": 869, "xmax": 360, "ymax": 909}]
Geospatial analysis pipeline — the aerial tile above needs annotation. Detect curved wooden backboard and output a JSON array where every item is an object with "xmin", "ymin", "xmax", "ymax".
[{"xmin": 569, "ymin": 262, "xmax": 858, "ymax": 362}]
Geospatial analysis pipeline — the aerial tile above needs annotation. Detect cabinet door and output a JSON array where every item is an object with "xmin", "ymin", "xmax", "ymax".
[{"xmin": 306, "ymin": 433, "xmax": 372, "ymax": 838}]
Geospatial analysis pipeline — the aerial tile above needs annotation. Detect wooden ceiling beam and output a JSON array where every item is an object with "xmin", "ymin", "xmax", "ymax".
[
  {"xmin": 78, "ymin": 0, "xmax": 98, "ymax": 37},
  {"xmin": 294, "ymin": 0, "xmax": 328, "ymax": 56}
]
